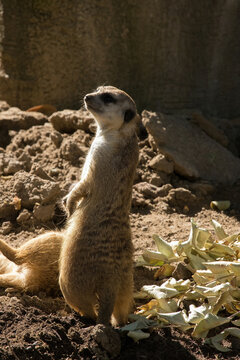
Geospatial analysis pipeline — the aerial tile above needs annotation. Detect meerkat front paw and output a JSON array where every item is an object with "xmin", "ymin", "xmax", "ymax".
[
  {"xmin": 64, "ymin": 181, "xmax": 89, "ymax": 216},
  {"xmin": 65, "ymin": 193, "xmax": 77, "ymax": 217}
]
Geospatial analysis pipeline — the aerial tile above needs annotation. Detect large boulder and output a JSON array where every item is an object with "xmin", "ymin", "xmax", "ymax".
[{"xmin": 142, "ymin": 111, "xmax": 240, "ymax": 184}]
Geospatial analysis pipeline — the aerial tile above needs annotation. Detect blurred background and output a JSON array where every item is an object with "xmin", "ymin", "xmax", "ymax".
[{"xmin": 0, "ymin": 0, "xmax": 240, "ymax": 117}]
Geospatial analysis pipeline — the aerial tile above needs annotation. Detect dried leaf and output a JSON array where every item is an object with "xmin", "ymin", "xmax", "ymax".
[
  {"xmin": 152, "ymin": 234, "xmax": 175, "ymax": 258},
  {"xmin": 210, "ymin": 200, "xmax": 231, "ymax": 211},
  {"xmin": 206, "ymin": 327, "xmax": 240, "ymax": 352},
  {"xmin": 142, "ymin": 250, "xmax": 166, "ymax": 266},
  {"xmin": 120, "ymin": 316, "xmax": 158, "ymax": 332},
  {"xmin": 192, "ymin": 313, "xmax": 232, "ymax": 338},
  {"xmin": 154, "ymin": 264, "xmax": 175, "ymax": 279},
  {"xmin": 134, "ymin": 218, "xmax": 240, "ymax": 347},
  {"xmin": 187, "ymin": 304, "xmax": 210, "ymax": 324},
  {"xmin": 211, "ymin": 219, "xmax": 228, "ymax": 240},
  {"xmin": 157, "ymin": 311, "xmax": 191, "ymax": 330},
  {"xmin": 127, "ymin": 330, "xmax": 150, "ymax": 342}
]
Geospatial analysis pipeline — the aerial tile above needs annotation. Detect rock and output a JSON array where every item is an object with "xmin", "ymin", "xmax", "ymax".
[
  {"xmin": 49, "ymin": 108, "xmax": 94, "ymax": 133},
  {"xmin": 148, "ymin": 134, "xmax": 158, "ymax": 151},
  {"xmin": 148, "ymin": 154, "xmax": 174, "ymax": 174},
  {"xmin": 142, "ymin": 111, "xmax": 240, "ymax": 184},
  {"xmin": 191, "ymin": 111, "xmax": 229, "ymax": 147},
  {"xmin": 0, "ymin": 151, "xmax": 31, "ymax": 175},
  {"xmin": 139, "ymin": 152, "xmax": 149, "ymax": 165},
  {"xmin": 50, "ymin": 131, "xmax": 63, "ymax": 148},
  {"xmin": 5, "ymin": 159, "xmax": 23, "ymax": 175},
  {"xmin": 149, "ymin": 174, "xmax": 164, "ymax": 187},
  {"xmin": 31, "ymin": 165, "xmax": 55, "ymax": 182},
  {"xmin": 132, "ymin": 189, "xmax": 151, "ymax": 208},
  {"xmin": 157, "ymin": 184, "xmax": 173, "ymax": 197},
  {"xmin": 17, "ymin": 209, "xmax": 31, "ymax": 223},
  {"xmin": 0, "ymin": 108, "xmax": 48, "ymax": 130},
  {"xmin": 134, "ymin": 182, "xmax": 159, "ymax": 199},
  {"xmin": 13, "ymin": 171, "xmax": 61, "ymax": 209},
  {"xmin": 60, "ymin": 138, "xmax": 85, "ymax": 163},
  {"xmin": 33, "ymin": 203, "xmax": 55, "ymax": 222},
  {"xmin": 0, "ymin": 202, "xmax": 17, "ymax": 219},
  {"xmin": 0, "ymin": 154, "xmax": 23, "ymax": 175},
  {"xmin": 188, "ymin": 182, "xmax": 215, "ymax": 196},
  {"xmin": 165, "ymin": 187, "xmax": 197, "ymax": 208},
  {"xmin": 1, "ymin": 221, "xmax": 13, "ymax": 235},
  {"xmin": 91, "ymin": 324, "xmax": 121, "ymax": 358},
  {"xmin": 0, "ymin": 100, "xmax": 10, "ymax": 112},
  {"xmin": 0, "ymin": 180, "xmax": 18, "ymax": 219}
]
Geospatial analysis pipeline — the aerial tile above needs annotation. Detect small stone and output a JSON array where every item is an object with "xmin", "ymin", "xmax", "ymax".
[
  {"xmin": 4, "ymin": 159, "xmax": 22, "ymax": 175},
  {"xmin": 0, "ymin": 100, "xmax": 10, "ymax": 112},
  {"xmin": 134, "ymin": 182, "xmax": 159, "ymax": 199},
  {"xmin": 149, "ymin": 154, "xmax": 174, "ymax": 174},
  {"xmin": 132, "ymin": 189, "xmax": 149, "ymax": 207},
  {"xmin": 16, "ymin": 209, "xmax": 31, "ymax": 223},
  {"xmin": 149, "ymin": 174, "xmax": 164, "ymax": 187},
  {"xmin": 50, "ymin": 168, "xmax": 60, "ymax": 177},
  {"xmin": 166, "ymin": 187, "xmax": 197, "ymax": 208},
  {"xmin": 51, "ymin": 131, "xmax": 63, "ymax": 148},
  {"xmin": 60, "ymin": 139, "xmax": 85, "ymax": 163},
  {"xmin": 31, "ymin": 165, "xmax": 55, "ymax": 181},
  {"xmin": 1, "ymin": 221, "xmax": 13, "ymax": 235},
  {"xmin": 33, "ymin": 203, "xmax": 55, "ymax": 222},
  {"xmin": 156, "ymin": 184, "xmax": 173, "ymax": 197},
  {"xmin": 92, "ymin": 324, "xmax": 121, "ymax": 358}
]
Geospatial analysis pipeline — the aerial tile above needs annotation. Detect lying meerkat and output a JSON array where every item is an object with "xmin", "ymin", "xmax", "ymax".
[
  {"xmin": 59, "ymin": 86, "xmax": 139, "ymax": 326},
  {"xmin": 0, "ymin": 232, "xmax": 63, "ymax": 293}
]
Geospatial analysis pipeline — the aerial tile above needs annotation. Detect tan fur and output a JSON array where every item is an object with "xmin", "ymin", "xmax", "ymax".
[
  {"xmin": 0, "ymin": 232, "xmax": 63, "ymax": 293},
  {"xmin": 59, "ymin": 86, "xmax": 139, "ymax": 326}
]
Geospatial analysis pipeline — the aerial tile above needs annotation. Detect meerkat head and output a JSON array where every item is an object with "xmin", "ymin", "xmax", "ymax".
[{"xmin": 84, "ymin": 86, "xmax": 138, "ymax": 131}]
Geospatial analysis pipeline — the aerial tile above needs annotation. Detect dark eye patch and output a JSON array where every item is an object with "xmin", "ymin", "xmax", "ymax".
[
  {"xmin": 100, "ymin": 93, "xmax": 116, "ymax": 104},
  {"xmin": 124, "ymin": 109, "xmax": 135, "ymax": 123}
]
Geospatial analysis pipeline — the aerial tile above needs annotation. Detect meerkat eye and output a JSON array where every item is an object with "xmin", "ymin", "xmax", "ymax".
[
  {"xmin": 101, "ymin": 93, "xmax": 116, "ymax": 104},
  {"xmin": 124, "ymin": 109, "xmax": 135, "ymax": 123}
]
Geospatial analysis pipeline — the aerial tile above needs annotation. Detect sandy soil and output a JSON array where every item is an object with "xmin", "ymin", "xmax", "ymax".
[{"xmin": 0, "ymin": 109, "xmax": 240, "ymax": 359}]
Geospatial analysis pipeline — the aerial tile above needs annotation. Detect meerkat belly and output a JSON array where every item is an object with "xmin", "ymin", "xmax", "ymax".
[{"xmin": 60, "ymin": 207, "xmax": 133, "ymax": 293}]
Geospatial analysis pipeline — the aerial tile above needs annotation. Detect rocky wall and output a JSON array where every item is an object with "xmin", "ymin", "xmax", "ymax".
[{"xmin": 0, "ymin": 0, "xmax": 240, "ymax": 117}]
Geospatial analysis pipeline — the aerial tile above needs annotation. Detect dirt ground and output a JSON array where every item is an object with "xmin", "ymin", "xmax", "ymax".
[{"xmin": 0, "ymin": 107, "xmax": 240, "ymax": 359}]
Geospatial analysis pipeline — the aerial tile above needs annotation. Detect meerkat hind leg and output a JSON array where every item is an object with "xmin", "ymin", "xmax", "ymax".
[
  {"xmin": 60, "ymin": 279, "xmax": 97, "ymax": 320},
  {"xmin": 0, "ymin": 272, "xmax": 26, "ymax": 291},
  {"xmin": 76, "ymin": 300, "xmax": 97, "ymax": 321},
  {"xmin": 97, "ymin": 288, "xmax": 116, "ymax": 326},
  {"xmin": 112, "ymin": 281, "xmax": 133, "ymax": 326}
]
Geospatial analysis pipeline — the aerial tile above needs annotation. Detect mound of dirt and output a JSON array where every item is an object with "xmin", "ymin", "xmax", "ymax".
[{"xmin": 0, "ymin": 106, "xmax": 240, "ymax": 359}]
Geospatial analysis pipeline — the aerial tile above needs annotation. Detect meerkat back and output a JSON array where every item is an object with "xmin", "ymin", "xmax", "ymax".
[{"xmin": 59, "ymin": 86, "xmax": 139, "ymax": 326}]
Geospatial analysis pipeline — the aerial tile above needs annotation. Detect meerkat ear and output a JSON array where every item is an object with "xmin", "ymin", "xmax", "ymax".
[{"xmin": 124, "ymin": 109, "xmax": 135, "ymax": 123}]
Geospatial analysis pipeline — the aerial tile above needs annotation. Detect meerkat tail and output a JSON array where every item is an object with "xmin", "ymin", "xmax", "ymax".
[{"xmin": 0, "ymin": 239, "xmax": 23, "ymax": 265}]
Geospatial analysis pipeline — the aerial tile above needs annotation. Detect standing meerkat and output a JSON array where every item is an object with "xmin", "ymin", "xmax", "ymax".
[{"xmin": 59, "ymin": 86, "xmax": 139, "ymax": 326}]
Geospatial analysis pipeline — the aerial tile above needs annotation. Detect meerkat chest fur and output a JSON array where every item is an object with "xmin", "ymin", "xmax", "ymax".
[{"xmin": 81, "ymin": 128, "xmax": 137, "ymax": 197}]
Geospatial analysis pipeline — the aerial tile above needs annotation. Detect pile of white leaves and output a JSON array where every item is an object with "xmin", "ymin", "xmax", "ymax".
[{"xmin": 121, "ymin": 219, "xmax": 240, "ymax": 352}]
